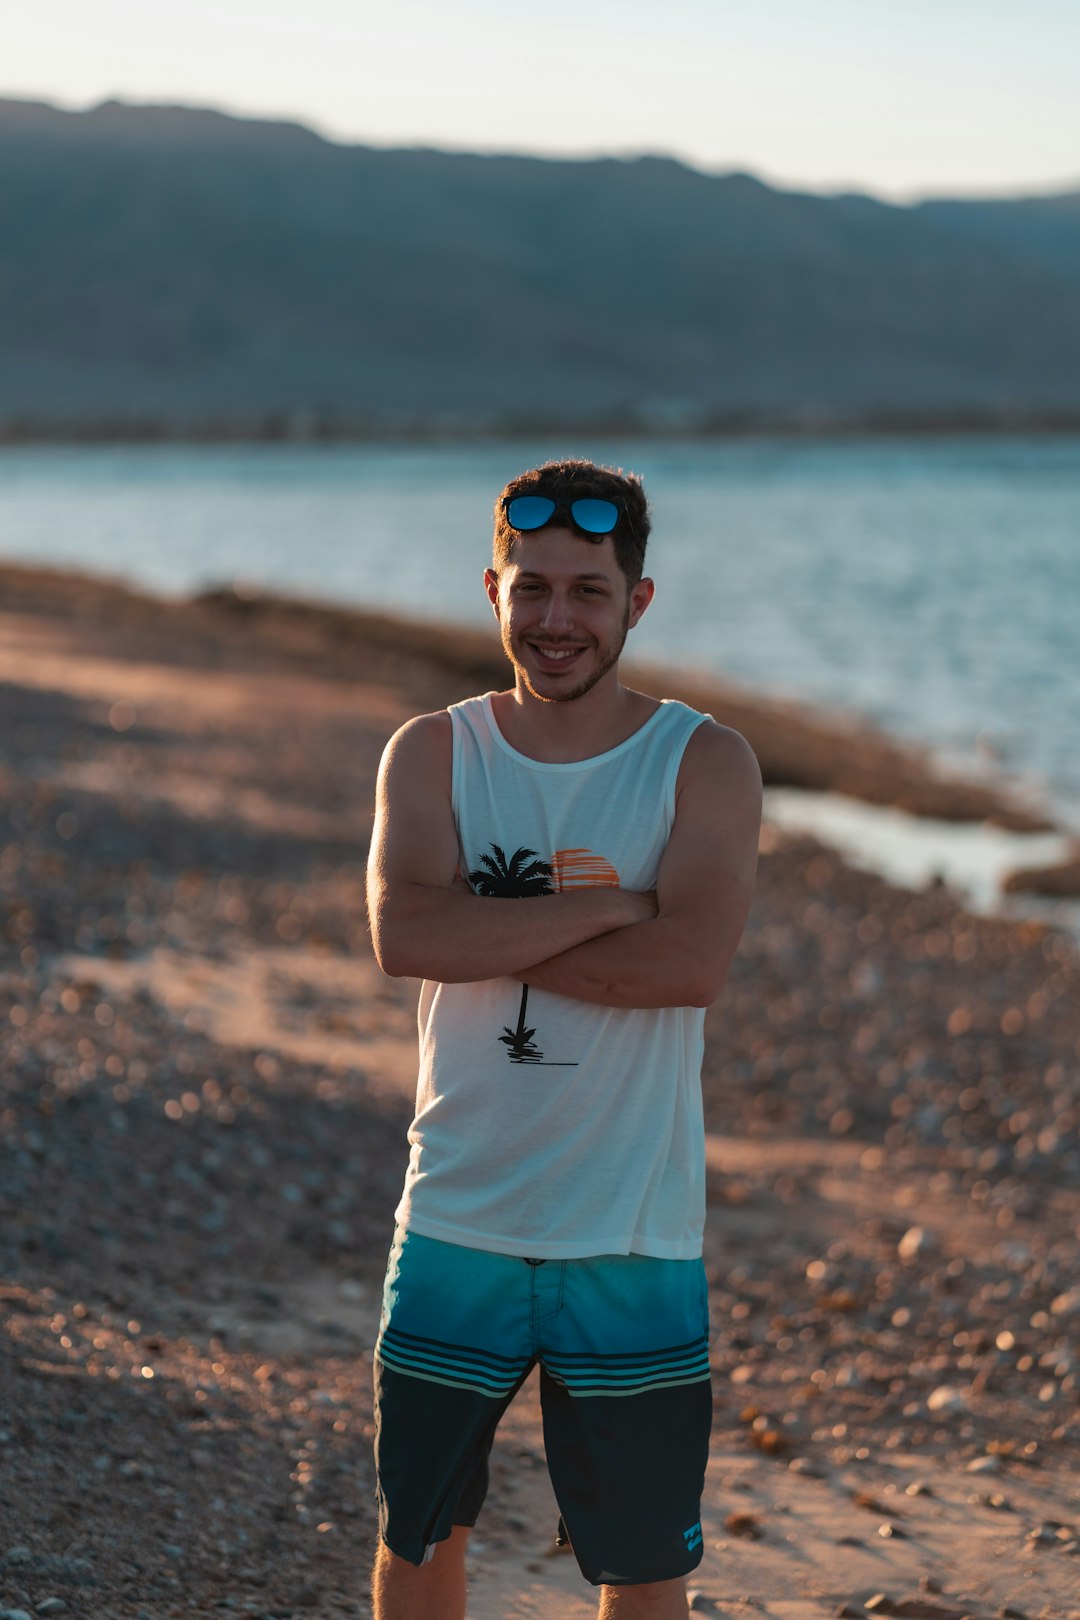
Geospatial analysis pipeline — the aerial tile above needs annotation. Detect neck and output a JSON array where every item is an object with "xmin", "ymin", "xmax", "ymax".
[{"xmin": 492, "ymin": 671, "xmax": 657, "ymax": 763}]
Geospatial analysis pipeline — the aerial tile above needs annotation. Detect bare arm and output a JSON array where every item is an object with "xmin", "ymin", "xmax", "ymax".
[
  {"xmin": 512, "ymin": 722, "xmax": 762, "ymax": 1009},
  {"xmin": 366, "ymin": 712, "xmax": 656, "ymax": 982}
]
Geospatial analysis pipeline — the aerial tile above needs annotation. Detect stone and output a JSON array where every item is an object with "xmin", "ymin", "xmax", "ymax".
[
  {"xmin": 926, "ymin": 1385, "xmax": 968, "ymax": 1414},
  {"xmin": 863, "ymin": 1600, "xmax": 969, "ymax": 1619},
  {"xmin": 723, "ymin": 1512, "xmax": 763, "ymax": 1539},
  {"xmin": 965, "ymin": 1454, "xmax": 1002, "ymax": 1473},
  {"xmin": 898, "ymin": 1226, "xmax": 936, "ymax": 1262}
]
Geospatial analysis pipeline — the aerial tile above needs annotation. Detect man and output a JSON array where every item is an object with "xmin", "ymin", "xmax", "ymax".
[{"xmin": 366, "ymin": 457, "xmax": 762, "ymax": 1620}]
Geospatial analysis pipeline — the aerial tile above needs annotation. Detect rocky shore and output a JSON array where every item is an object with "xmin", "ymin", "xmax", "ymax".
[{"xmin": 1, "ymin": 563, "xmax": 1078, "ymax": 1620}]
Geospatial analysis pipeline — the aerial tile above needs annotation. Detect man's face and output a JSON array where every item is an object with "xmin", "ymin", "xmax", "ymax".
[{"xmin": 484, "ymin": 528, "xmax": 654, "ymax": 704}]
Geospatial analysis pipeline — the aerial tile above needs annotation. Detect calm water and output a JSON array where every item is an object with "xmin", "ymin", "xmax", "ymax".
[{"xmin": 2, "ymin": 436, "xmax": 1078, "ymax": 827}]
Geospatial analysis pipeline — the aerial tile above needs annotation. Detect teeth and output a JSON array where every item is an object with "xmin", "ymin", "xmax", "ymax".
[{"xmin": 535, "ymin": 646, "xmax": 579, "ymax": 661}]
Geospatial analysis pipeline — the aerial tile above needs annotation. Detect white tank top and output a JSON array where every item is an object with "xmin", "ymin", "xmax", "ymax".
[{"xmin": 394, "ymin": 692, "xmax": 709, "ymax": 1260}]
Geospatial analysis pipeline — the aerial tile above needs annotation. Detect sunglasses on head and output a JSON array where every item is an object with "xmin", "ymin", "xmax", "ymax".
[{"xmin": 503, "ymin": 493, "xmax": 625, "ymax": 539}]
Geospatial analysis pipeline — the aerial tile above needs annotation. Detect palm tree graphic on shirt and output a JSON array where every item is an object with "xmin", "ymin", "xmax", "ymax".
[{"xmin": 467, "ymin": 843, "xmax": 578, "ymax": 1066}]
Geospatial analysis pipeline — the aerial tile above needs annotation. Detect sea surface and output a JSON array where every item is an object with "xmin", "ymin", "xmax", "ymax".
[{"xmin": 2, "ymin": 435, "xmax": 1078, "ymax": 830}]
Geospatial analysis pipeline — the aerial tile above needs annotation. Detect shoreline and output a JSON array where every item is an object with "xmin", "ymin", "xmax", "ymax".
[
  {"xmin": 5, "ymin": 557, "xmax": 1073, "ymax": 907},
  {"xmin": 3, "ymin": 558, "xmax": 1054, "ymax": 832},
  {"xmin": 3, "ymin": 560, "xmax": 1075, "ymax": 919}
]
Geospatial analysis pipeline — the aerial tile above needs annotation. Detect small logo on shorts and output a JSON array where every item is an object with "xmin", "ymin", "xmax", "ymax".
[{"xmin": 683, "ymin": 1522, "xmax": 703, "ymax": 1553}]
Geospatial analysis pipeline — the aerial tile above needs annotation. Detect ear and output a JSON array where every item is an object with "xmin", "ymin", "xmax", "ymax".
[
  {"xmin": 484, "ymin": 567, "xmax": 501, "ymax": 616},
  {"xmin": 626, "ymin": 575, "xmax": 655, "ymax": 630}
]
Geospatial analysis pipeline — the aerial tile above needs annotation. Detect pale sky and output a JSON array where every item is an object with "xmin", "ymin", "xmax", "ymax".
[{"xmin": 7, "ymin": 0, "xmax": 1080, "ymax": 199}]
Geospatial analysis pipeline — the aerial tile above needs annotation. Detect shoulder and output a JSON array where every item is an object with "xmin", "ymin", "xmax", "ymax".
[
  {"xmin": 677, "ymin": 718, "xmax": 762, "ymax": 808},
  {"xmin": 377, "ymin": 709, "xmax": 453, "ymax": 781},
  {"xmin": 384, "ymin": 708, "xmax": 453, "ymax": 751}
]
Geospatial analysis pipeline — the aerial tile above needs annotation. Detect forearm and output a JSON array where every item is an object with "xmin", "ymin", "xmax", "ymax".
[
  {"xmin": 370, "ymin": 883, "xmax": 648, "ymax": 982},
  {"xmin": 516, "ymin": 916, "xmax": 722, "ymax": 1009}
]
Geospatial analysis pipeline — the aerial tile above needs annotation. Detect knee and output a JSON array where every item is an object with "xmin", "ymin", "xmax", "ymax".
[
  {"xmin": 598, "ymin": 1574, "xmax": 688, "ymax": 1615},
  {"xmin": 374, "ymin": 1523, "xmax": 471, "ymax": 1577}
]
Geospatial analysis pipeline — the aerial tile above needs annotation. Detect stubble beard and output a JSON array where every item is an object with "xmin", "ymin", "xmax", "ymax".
[{"xmin": 503, "ymin": 607, "xmax": 631, "ymax": 705}]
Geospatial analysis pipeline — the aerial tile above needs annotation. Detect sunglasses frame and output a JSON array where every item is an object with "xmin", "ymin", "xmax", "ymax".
[{"xmin": 502, "ymin": 493, "xmax": 629, "ymax": 541}]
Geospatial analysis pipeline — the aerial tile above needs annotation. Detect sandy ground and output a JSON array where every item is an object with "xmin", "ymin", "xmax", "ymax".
[{"xmin": 1, "ymin": 564, "xmax": 1079, "ymax": 1620}]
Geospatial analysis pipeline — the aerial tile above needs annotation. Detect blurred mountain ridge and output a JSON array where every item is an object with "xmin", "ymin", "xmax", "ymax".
[{"xmin": 2, "ymin": 96, "xmax": 1080, "ymax": 433}]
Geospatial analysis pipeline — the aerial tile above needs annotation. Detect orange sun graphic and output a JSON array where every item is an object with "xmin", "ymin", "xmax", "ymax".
[{"xmin": 552, "ymin": 849, "xmax": 621, "ymax": 890}]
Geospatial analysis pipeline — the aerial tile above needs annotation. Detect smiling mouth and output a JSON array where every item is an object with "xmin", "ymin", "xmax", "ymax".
[{"xmin": 528, "ymin": 643, "xmax": 587, "ymax": 667}]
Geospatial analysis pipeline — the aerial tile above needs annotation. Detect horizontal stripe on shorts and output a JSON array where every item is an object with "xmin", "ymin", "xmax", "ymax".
[
  {"xmin": 543, "ymin": 1336, "xmax": 712, "ymax": 1396},
  {"xmin": 376, "ymin": 1326, "xmax": 529, "ymax": 1397}
]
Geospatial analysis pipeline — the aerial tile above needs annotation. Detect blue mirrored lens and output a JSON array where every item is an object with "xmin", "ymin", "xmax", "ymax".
[
  {"xmin": 507, "ymin": 496, "xmax": 556, "ymax": 530},
  {"xmin": 569, "ymin": 498, "xmax": 619, "ymax": 534}
]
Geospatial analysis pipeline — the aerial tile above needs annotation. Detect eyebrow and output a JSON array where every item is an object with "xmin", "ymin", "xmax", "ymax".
[{"xmin": 513, "ymin": 570, "xmax": 614, "ymax": 583}]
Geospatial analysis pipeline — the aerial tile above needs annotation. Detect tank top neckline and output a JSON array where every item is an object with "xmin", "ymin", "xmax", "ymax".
[{"xmin": 476, "ymin": 691, "xmax": 675, "ymax": 773}]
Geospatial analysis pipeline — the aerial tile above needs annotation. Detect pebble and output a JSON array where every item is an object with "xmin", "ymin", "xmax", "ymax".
[
  {"xmin": 788, "ymin": 1456, "xmax": 825, "ymax": 1477},
  {"xmin": 1050, "ymin": 1287, "xmax": 1080, "ymax": 1317},
  {"xmin": 864, "ymin": 1600, "xmax": 968, "ymax": 1619},
  {"xmin": 853, "ymin": 1492, "xmax": 892, "ymax": 1514},
  {"xmin": 898, "ymin": 1225, "xmax": 936, "ymax": 1262},
  {"xmin": 0, "ymin": 1610, "xmax": 33, "ymax": 1620},
  {"xmin": 723, "ymin": 1512, "xmax": 763, "ymax": 1539},
  {"xmin": 965, "ymin": 1453, "xmax": 1002, "ymax": 1473},
  {"xmin": 687, "ymin": 1593, "xmax": 717, "ymax": 1613},
  {"xmin": 926, "ymin": 1385, "xmax": 968, "ymax": 1414},
  {"xmin": 36, "ymin": 1603, "xmax": 67, "ymax": 1616}
]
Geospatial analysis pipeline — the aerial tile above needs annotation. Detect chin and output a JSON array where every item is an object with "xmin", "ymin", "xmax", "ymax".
[
  {"xmin": 535, "ymin": 675, "xmax": 602, "ymax": 703},
  {"xmin": 519, "ymin": 661, "xmax": 614, "ymax": 704}
]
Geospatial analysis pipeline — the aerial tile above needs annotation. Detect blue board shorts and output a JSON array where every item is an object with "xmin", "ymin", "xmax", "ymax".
[{"xmin": 372, "ymin": 1226, "xmax": 712, "ymax": 1587}]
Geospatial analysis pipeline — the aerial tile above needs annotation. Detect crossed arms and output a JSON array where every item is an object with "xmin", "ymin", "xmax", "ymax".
[{"xmin": 366, "ymin": 710, "xmax": 762, "ymax": 1010}]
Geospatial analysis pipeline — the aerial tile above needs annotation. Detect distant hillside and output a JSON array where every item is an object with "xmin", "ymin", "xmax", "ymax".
[{"xmin": 2, "ymin": 96, "xmax": 1080, "ymax": 434}]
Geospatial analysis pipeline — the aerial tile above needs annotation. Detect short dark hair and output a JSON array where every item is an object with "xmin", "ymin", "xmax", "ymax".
[{"xmin": 492, "ymin": 459, "xmax": 651, "ymax": 585}]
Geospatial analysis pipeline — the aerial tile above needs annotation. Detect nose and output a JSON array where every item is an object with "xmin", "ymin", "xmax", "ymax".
[{"xmin": 538, "ymin": 590, "xmax": 574, "ymax": 635}]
